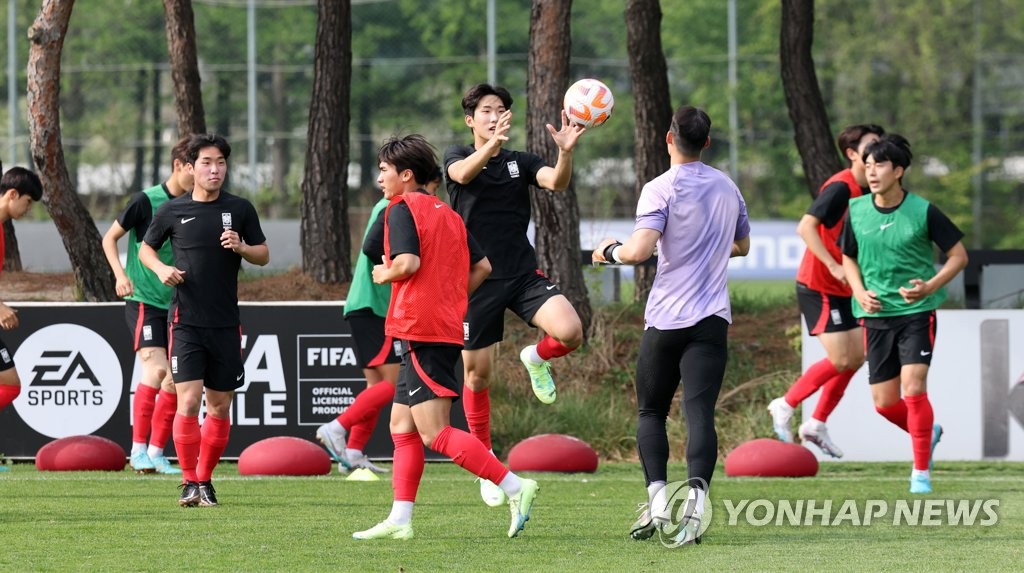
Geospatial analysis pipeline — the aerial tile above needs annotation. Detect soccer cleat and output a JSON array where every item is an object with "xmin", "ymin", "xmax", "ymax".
[
  {"xmin": 316, "ymin": 422, "xmax": 351, "ymax": 470},
  {"xmin": 178, "ymin": 481, "xmax": 200, "ymax": 507},
  {"xmin": 479, "ymin": 478, "xmax": 507, "ymax": 507},
  {"xmin": 150, "ymin": 455, "xmax": 182, "ymax": 475},
  {"xmin": 767, "ymin": 397, "xmax": 794, "ymax": 442},
  {"xmin": 910, "ymin": 473, "xmax": 932, "ymax": 494},
  {"xmin": 130, "ymin": 451, "xmax": 156, "ymax": 473},
  {"xmin": 0, "ymin": 466, "xmax": 9, "ymax": 472},
  {"xmin": 929, "ymin": 424, "xmax": 943, "ymax": 472},
  {"xmin": 507, "ymin": 478, "xmax": 539, "ymax": 538},
  {"xmin": 352, "ymin": 520, "xmax": 414, "ymax": 541},
  {"xmin": 520, "ymin": 347, "xmax": 556, "ymax": 404},
  {"xmin": 798, "ymin": 420, "xmax": 844, "ymax": 458},
  {"xmin": 348, "ymin": 454, "xmax": 390, "ymax": 474},
  {"xmin": 630, "ymin": 503, "xmax": 657, "ymax": 541},
  {"xmin": 197, "ymin": 481, "xmax": 219, "ymax": 506},
  {"xmin": 666, "ymin": 515, "xmax": 703, "ymax": 546}
]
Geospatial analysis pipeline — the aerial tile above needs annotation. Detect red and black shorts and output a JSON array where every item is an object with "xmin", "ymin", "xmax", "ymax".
[
  {"xmin": 464, "ymin": 271, "xmax": 562, "ymax": 350},
  {"xmin": 796, "ymin": 283, "xmax": 858, "ymax": 335},
  {"xmin": 393, "ymin": 340, "xmax": 461, "ymax": 407},
  {"xmin": 345, "ymin": 309, "xmax": 401, "ymax": 368},
  {"xmin": 168, "ymin": 323, "xmax": 245, "ymax": 391},
  {"xmin": 124, "ymin": 301, "xmax": 169, "ymax": 350},
  {"xmin": 0, "ymin": 336, "xmax": 14, "ymax": 372},
  {"xmin": 862, "ymin": 310, "xmax": 937, "ymax": 384}
]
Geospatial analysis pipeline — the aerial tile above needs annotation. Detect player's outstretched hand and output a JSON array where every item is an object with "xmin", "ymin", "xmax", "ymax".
[{"xmin": 546, "ymin": 110, "xmax": 586, "ymax": 152}]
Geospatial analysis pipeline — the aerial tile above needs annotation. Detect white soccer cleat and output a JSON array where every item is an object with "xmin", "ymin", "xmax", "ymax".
[
  {"xmin": 349, "ymin": 454, "xmax": 390, "ymax": 474},
  {"xmin": 479, "ymin": 478, "xmax": 507, "ymax": 507},
  {"xmin": 315, "ymin": 422, "xmax": 350, "ymax": 470},
  {"xmin": 767, "ymin": 397, "xmax": 795, "ymax": 442},
  {"xmin": 352, "ymin": 520, "xmax": 413, "ymax": 541},
  {"xmin": 799, "ymin": 419, "xmax": 843, "ymax": 458}
]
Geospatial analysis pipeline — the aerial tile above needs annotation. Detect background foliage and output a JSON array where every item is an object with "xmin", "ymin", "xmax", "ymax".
[{"xmin": 1, "ymin": 0, "xmax": 1022, "ymax": 246}]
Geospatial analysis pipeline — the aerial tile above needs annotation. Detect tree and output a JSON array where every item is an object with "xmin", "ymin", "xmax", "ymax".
[
  {"xmin": 163, "ymin": 0, "xmax": 207, "ymax": 135},
  {"xmin": 27, "ymin": 0, "xmax": 115, "ymax": 301},
  {"xmin": 527, "ymin": 0, "xmax": 592, "ymax": 335},
  {"xmin": 780, "ymin": 0, "xmax": 841, "ymax": 197},
  {"xmin": 300, "ymin": 0, "xmax": 352, "ymax": 284},
  {"xmin": 625, "ymin": 0, "xmax": 672, "ymax": 304}
]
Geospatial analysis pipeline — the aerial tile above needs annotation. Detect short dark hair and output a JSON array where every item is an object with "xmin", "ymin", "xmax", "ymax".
[
  {"xmin": 461, "ymin": 83, "xmax": 513, "ymax": 117},
  {"xmin": 186, "ymin": 133, "xmax": 231, "ymax": 165},
  {"xmin": 170, "ymin": 135, "xmax": 191, "ymax": 166},
  {"xmin": 377, "ymin": 134, "xmax": 439, "ymax": 186},
  {"xmin": 1, "ymin": 167, "xmax": 43, "ymax": 202},
  {"xmin": 837, "ymin": 124, "xmax": 885, "ymax": 165},
  {"xmin": 863, "ymin": 133, "xmax": 913, "ymax": 171},
  {"xmin": 670, "ymin": 105, "xmax": 712, "ymax": 157}
]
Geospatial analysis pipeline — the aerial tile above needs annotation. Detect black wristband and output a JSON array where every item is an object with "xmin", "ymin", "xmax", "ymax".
[{"xmin": 602, "ymin": 241, "xmax": 623, "ymax": 263}]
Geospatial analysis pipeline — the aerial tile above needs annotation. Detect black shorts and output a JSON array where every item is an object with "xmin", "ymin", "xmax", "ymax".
[
  {"xmin": 464, "ymin": 271, "xmax": 562, "ymax": 350},
  {"xmin": 168, "ymin": 324, "xmax": 245, "ymax": 391},
  {"xmin": 0, "ymin": 335, "xmax": 14, "ymax": 372},
  {"xmin": 862, "ymin": 310, "xmax": 937, "ymax": 384},
  {"xmin": 393, "ymin": 341, "xmax": 461, "ymax": 407},
  {"xmin": 796, "ymin": 283, "xmax": 858, "ymax": 335},
  {"xmin": 125, "ymin": 301, "xmax": 169, "ymax": 350},
  {"xmin": 345, "ymin": 309, "xmax": 401, "ymax": 368}
]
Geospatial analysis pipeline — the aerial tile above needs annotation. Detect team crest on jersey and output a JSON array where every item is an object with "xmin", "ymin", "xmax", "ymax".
[
  {"xmin": 507, "ymin": 160, "xmax": 520, "ymax": 178},
  {"xmin": 0, "ymin": 348, "xmax": 10, "ymax": 364},
  {"xmin": 171, "ymin": 356, "xmax": 178, "ymax": 374},
  {"xmin": 463, "ymin": 322, "xmax": 470, "ymax": 341},
  {"xmin": 142, "ymin": 325, "xmax": 153, "ymax": 341},
  {"xmin": 221, "ymin": 212, "xmax": 233, "ymax": 229}
]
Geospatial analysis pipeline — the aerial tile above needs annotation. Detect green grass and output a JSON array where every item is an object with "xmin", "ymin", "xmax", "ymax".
[{"xmin": 2, "ymin": 461, "xmax": 1021, "ymax": 571}]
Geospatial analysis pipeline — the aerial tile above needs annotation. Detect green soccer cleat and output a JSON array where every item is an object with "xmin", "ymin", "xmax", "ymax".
[
  {"xmin": 520, "ymin": 347, "xmax": 556, "ymax": 404},
  {"xmin": 352, "ymin": 520, "xmax": 414, "ymax": 541},
  {"xmin": 508, "ymin": 479, "xmax": 539, "ymax": 538},
  {"xmin": 630, "ymin": 503, "xmax": 657, "ymax": 541},
  {"xmin": 130, "ymin": 451, "xmax": 155, "ymax": 473},
  {"xmin": 150, "ymin": 455, "xmax": 182, "ymax": 475},
  {"xmin": 929, "ymin": 424, "xmax": 943, "ymax": 472},
  {"xmin": 910, "ymin": 473, "xmax": 932, "ymax": 495}
]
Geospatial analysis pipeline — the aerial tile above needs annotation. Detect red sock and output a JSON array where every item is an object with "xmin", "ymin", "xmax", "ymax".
[
  {"xmin": 0, "ymin": 384, "xmax": 21, "ymax": 412},
  {"xmin": 537, "ymin": 335, "xmax": 574, "ymax": 360},
  {"xmin": 149, "ymin": 390, "xmax": 178, "ymax": 450},
  {"xmin": 197, "ymin": 414, "xmax": 231, "ymax": 482},
  {"xmin": 784, "ymin": 358, "xmax": 840, "ymax": 407},
  {"xmin": 812, "ymin": 369, "xmax": 856, "ymax": 422},
  {"xmin": 430, "ymin": 426, "xmax": 509, "ymax": 485},
  {"xmin": 391, "ymin": 432, "xmax": 425, "ymax": 502},
  {"xmin": 875, "ymin": 400, "xmax": 909, "ymax": 432},
  {"xmin": 173, "ymin": 414, "xmax": 201, "ymax": 482},
  {"xmin": 905, "ymin": 393, "xmax": 934, "ymax": 471},
  {"xmin": 462, "ymin": 385, "xmax": 492, "ymax": 450},
  {"xmin": 132, "ymin": 385, "xmax": 159, "ymax": 443},
  {"xmin": 340, "ymin": 382, "xmax": 395, "ymax": 451}
]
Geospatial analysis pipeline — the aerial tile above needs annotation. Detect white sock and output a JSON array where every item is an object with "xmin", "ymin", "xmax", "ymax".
[
  {"xmin": 147, "ymin": 446, "xmax": 164, "ymax": 459},
  {"xmin": 912, "ymin": 469, "xmax": 930, "ymax": 480},
  {"xmin": 810, "ymin": 417, "xmax": 826, "ymax": 427},
  {"xmin": 345, "ymin": 448, "xmax": 364, "ymax": 461},
  {"xmin": 649, "ymin": 482, "xmax": 667, "ymax": 517},
  {"xmin": 523, "ymin": 344, "xmax": 543, "ymax": 364},
  {"xmin": 499, "ymin": 472, "xmax": 523, "ymax": 497},
  {"xmin": 691, "ymin": 487, "xmax": 707, "ymax": 517},
  {"xmin": 387, "ymin": 501, "xmax": 414, "ymax": 525},
  {"xmin": 131, "ymin": 442, "xmax": 147, "ymax": 455}
]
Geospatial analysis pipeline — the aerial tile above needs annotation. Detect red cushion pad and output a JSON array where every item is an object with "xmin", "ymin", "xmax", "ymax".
[
  {"xmin": 725, "ymin": 438, "xmax": 819, "ymax": 477},
  {"xmin": 507, "ymin": 433, "xmax": 599, "ymax": 473},
  {"xmin": 238, "ymin": 436, "xmax": 333, "ymax": 476},
  {"xmin": 35, "ymin": 435, "xmax": 127, "ymax": 471}
]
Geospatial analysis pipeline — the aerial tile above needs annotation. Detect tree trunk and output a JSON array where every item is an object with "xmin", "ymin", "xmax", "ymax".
[
  {"xmin": 270, "ymin": 62, "xmax": 291, "ymax": 215},
  {"xmin": 131, "ymin": 69, "xmax": 146, "ymax": 193},
  {"xmin": 163, "ymin": 0, "xmax": 206, "ymax": 136},
  {"xmin": 527, "ymin": 0, "xmax": 592, "ymax": 337},
  {"xmin": 780, "ymin": 0, "xmax": 842, "ymax": 197},
  {"xmin": 151, "ymin": 69, "xmax": 163, "ymax": 183},
  {"xmin": 625, "ymin": 0, "xmax": 672, "ymax": 305},
  {"xmin": 300, "ymin": 0, "xmax": 352, "ymax": 284},
  {"xmin": 27, "ymin": 0, "xmax": 116, "ymax": 301}
]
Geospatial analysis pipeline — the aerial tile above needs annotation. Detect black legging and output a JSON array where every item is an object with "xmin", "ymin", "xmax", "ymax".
[{"xmin": 635, "ymin": 316, "xmax": 729, "ymax": 490}]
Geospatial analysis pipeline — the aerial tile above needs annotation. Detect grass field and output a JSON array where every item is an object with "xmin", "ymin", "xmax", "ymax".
[{"xmin": 3, "ymin": 460, "xmax": 1021, "ymax": 572}]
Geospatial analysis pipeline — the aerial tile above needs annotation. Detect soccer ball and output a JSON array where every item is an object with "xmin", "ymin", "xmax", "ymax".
[{"xmin": 563, "ymin": 78, "xmax": 614, "ymax": 129}]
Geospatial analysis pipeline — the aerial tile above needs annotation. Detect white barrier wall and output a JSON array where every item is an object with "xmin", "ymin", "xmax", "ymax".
[{"xmin": 801, "ymin": 310, "xmax": 1024, "ymax": 462}]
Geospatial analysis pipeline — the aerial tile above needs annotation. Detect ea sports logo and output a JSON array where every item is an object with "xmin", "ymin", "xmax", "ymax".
[{"xmin": 13, "ymin": 324, "xmax": 122, "ymax": 438}]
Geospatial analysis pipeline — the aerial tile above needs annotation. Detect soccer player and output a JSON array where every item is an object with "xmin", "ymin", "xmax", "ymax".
[
  {"xmin": 767, "ymin": 124, "xmax": 885, "ymax": 458},
  {"xmin": 102, "ymin": 136, "xmax": 192, "ymax": 475},
  {"xmin": 353, "ymin": 134, "xmax": 538, "ymax": 541},
  {"xmin": 312, "ymin": 177, "xmax": 449, "ymax": 474},
  {"xmin": 593, "ymin": 106, "xmax": 750, "ymax": 545},
  {"xmin": 445, "ymin": 83, "xmax": 585, "ymax": 506},
  {"xmin": 840, "ymin": 133, "xmax": 966, "ymax": 494},
  {"xmin": 140, "ymin": 133, "xmax": 269, "ymax": 506},
  {"xmin": 0, "ymin": 167, "xmax": 43, "ymax": 471}
]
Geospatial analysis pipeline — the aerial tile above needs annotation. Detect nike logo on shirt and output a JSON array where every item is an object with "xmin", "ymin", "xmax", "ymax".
[
  {"xmin": 236, "ymin": 373, "xmax": 244, "ymax": 381},
  {"xmin": 181, "ymin": 217, "xmax": 197, "ymax": 224},
  {"xmin": 434, "ymin": 204, "xmax": 443, "ymax": 209},
  {"xmin": 880, "ymin": 222, "xmax": 895, "ymax": 231}
]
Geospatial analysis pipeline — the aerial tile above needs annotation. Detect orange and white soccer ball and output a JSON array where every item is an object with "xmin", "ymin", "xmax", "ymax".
[{"xmin": 563, "ymin": 78, "xmax": 614, "ymax": 129}]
